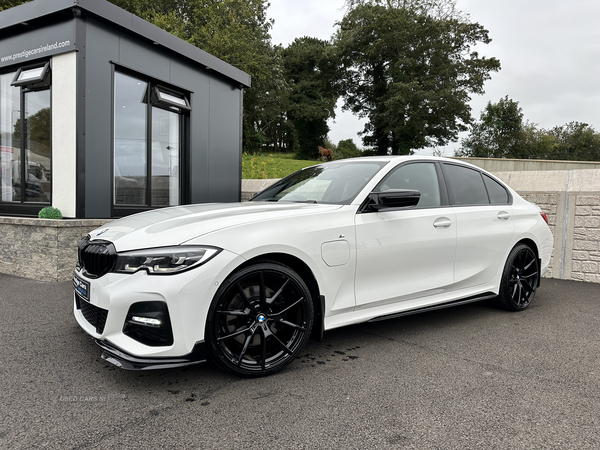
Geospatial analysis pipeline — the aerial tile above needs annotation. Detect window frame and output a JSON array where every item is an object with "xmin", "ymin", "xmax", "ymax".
[
  {"xmin": 111, "ymin": 66, "xmax": 191, "ymax": 218},
  {"xmin": 11, "ymin": 61, "xmax": 51, "ymax": 88},
  {"xmin": 373, "ymin": 160, "xmax": 449, "ymax": 209},
  {"xmin": 441, "ymin": 162, "xmax": 512, "ymax": 207},
  {"xmin": 0, "ymin": 60, "xmax": 53, "ymax": 217},
  {"xmin": 154, "ymin": 86, "xmax": 191, "ymax": 111},
  {"xmin": 483, "ymin": 173, "xmax": 512, "ymax": 204}
]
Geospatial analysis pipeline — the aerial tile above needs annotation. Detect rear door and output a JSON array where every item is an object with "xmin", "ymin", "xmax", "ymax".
[{"xmin": 442, "ymin": 163, "xmax": 514, "ymax": 290}]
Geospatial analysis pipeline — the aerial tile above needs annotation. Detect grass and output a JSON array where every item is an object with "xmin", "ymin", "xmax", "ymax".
[{"xmin": 242, "ymin": 152, "xmax": 320, "ymax": 179}]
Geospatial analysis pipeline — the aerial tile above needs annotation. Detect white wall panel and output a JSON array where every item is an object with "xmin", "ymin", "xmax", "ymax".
[{"xmin": 51, "ymin": 51, "xmax": 77, "ymax": 217}]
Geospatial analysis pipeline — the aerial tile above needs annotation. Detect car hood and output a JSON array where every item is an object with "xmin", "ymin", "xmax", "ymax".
[{"xmin": 88, "ymin": 202, "xmax": 343, "ymax": 252}]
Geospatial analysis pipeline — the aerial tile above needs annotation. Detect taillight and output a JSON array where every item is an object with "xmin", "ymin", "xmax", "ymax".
[{"xmin": 540, "ymin": 212, "xmax": 549, "ymax": 225}]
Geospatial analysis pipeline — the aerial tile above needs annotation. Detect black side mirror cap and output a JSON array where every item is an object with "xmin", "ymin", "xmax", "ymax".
[{"xmin": 359, "ymin": 189, "xmax": 421, "ymax": 213}]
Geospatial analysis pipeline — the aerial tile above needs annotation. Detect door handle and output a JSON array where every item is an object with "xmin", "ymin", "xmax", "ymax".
[
  {"xmin": 433, "ymin": 217, "xmax": 452, "ymax": 228},
  {"xmin": 497, "ymin": 211, "xmax": 510, "ymax": 221}
]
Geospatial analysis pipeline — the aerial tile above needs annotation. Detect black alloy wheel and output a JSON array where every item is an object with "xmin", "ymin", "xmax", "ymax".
[
  {"xmin": 496, "ymin": 244, "xmax": 539, "ymax": 311},
  {"xmin": 206, "ymin": 262, "xmax": 314, "ymax": 377}
]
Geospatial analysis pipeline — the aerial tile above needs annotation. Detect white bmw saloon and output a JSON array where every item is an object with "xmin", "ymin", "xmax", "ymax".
[{"xmin": 74, "ymin": 156, "xmax": 553, "ymax": 376}]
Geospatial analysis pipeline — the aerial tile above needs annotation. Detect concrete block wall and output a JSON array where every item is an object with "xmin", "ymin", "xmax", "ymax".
[
  {"xmin": 0, "ymin": 218, "xmax": 109, "ymax": 282},
  {"xmin": 494, "ymin": 169, "xmax": 600, "ymax": 284},
  {"xmin": 571, "ymin": 195, "xmax": 600, "ymax": 283},
  {"xmin": 518, "ymin": 193, "xmax": 559, "ymax": 279},
  {"xmin": 455, "ymin": 157, "xmax": 600, "ymax": 172}
]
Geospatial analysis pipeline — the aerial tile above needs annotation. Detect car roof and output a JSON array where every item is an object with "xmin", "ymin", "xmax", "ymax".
[{"xmin": 330, "ymin": 155, "xmax": 479, "ymax": 168}]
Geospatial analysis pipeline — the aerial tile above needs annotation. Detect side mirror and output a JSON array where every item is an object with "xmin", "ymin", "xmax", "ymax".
[{"xmin": 359, "ymin": 189, "xmax": 421, "ymax": 213}]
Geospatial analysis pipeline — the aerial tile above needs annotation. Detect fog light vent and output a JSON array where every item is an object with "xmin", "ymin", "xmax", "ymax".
[{"xmin": 123, "ymin": 301, "xmax": 173, "ymax": 347}]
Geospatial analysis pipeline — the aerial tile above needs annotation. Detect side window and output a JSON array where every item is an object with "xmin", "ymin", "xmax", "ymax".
[
  {"xmin": 483, "ymin": 174, "xmax": 509, "ymax": 204},
  {"xmin": 379, "ymin": 162, "xmax": 441, "ymax": 207},
  {"xmin": 444, "ymin": 164, "xmax": 489, "ymax": 206}
]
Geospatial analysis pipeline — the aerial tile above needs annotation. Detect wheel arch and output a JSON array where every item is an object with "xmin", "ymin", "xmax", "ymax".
[
  {"xmin": 515, "ymin": 238, "xmax": 539, "ymax": 258},
  {"xmin": 234, "ymin": 252, "xmax": 325, "ymax": 342},
  {"xmin": 513, "ymin": 238, "xmax": 542, "ymax": 289}
]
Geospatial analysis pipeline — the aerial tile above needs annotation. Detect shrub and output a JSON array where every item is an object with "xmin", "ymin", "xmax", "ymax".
[
  {"xmin": 38, "ymin": 207, "xmax": 63, "ymax": 220},
  {"xmin": 335, "ymin": 139, "xmax": 362, "ymax": 159}
]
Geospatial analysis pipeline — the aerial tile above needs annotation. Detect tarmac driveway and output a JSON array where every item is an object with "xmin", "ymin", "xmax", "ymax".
[{"xmin": 0, "ymin": 274, "xmax": 598, "ymax": 449}]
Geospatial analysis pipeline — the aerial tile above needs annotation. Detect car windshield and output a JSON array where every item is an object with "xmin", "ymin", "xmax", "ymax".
[{"xmin": 251, "ymin": 160, "xmax": 387, "ymax": 204}]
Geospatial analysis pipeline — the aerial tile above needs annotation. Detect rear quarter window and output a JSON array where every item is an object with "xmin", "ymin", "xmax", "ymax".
[{"xmin": 483, "ymin": 174, "xmax": 510, "ymax": 204}]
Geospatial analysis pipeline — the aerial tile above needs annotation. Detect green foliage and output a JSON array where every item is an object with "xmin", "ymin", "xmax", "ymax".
[
  {"xmin": 548, "ymin": 122, "xmax": 600, "ymax": 161},
  {"xmin": 282, "ymin": 37, "xmax": 341, "ymax": 160},
  {"xmin": 458, "ymin": 96, "xmax": 526, "ymax": 158},
  {"xmin": 458, "ymin": 98, "xmax": 600, "ymax": 161},
  {"xmin": 242, "ymin": 152, "xmax": 318, "ymax": 179},
  {"xmin": 336, "ymin": 139, "xmax": 362, "ymax": 159},
  {"xmin": 38, "ymin": 207, "xmax": 62, "ymax": 220},
  {"xmin": 520, "ymin": 121, "xmax": 557, "ymax": 160},
  {"xmin": 335, "ymin": 0, "xmax": 500, "ymax": 155},
  {"xmin": 323, "ymin": 138, "xmax": 338, "ymax": 152},
  {"xmin": 361, "ymin": 148, "xmax": 378, "ymax": 156},
  {"xmin": 344, "ymin": 0, "xmax": 466, "ymax": 20}
]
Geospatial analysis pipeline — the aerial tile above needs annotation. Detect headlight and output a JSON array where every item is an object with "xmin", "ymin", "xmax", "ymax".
[{"xmin": 113, "ymin": 246, "xmax": 221, "ymax": 275}]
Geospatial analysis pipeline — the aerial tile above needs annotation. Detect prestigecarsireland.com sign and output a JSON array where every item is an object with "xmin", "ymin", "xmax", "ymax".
[
  {"xmin": 1, "ymin": 40, "xmax": 72, "ymax": 64},
  {"xmin": 0, "ymin": 20, "xmax": 76, "ymax": 69}
]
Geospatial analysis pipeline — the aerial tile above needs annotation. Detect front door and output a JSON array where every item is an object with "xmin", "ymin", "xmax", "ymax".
[{"xmin": 354, "ymin": 162, "xmax": 457, "ymax": 308}]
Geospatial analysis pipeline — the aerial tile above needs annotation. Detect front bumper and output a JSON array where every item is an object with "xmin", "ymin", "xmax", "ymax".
[{"xmin": 74, "ymin": 249, "xmax": 245, "ymax": 366}]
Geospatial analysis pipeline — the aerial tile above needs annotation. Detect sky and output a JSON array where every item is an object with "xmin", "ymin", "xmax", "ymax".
[{"xmin": 266, "ymin": 0, "xmax": 600, "ymax": 155}]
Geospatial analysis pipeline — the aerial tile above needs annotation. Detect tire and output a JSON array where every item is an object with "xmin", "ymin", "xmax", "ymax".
[
  {"xmin": 496, "ymin": 244, "xmax": 539, "ymax": 311},
  {"xmin": 206, "ymin": 261, "xmax": 314, "ymax": 377}
]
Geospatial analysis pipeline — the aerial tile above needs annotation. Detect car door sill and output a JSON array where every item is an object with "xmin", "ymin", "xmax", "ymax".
[{"xmin": 367, "ymin": 292, "xmax": 497, "ymax": 323}]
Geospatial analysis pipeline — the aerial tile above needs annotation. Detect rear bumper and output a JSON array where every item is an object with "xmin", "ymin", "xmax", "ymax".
[{"xmin": 96, "ymin": 339, "xmax": 206, "ymax": 370}]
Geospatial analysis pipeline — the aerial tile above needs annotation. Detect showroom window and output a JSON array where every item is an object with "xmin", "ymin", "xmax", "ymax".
[
  {"xmin": 0, "ymin": 61, "xmax": 52, "ymax": 210},
  {"xmin": 113, "ymin": 70, "xmax": 189, "ymax": 214}
]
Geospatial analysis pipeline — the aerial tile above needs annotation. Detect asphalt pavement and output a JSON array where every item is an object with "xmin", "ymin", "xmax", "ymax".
[{"xmin": 0, "ymin": 273, "xmax": 599, "ymax": 449}]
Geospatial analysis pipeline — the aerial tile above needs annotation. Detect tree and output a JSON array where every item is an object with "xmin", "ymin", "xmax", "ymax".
[
  {"xmin": 521, "ymin": 121, "xmax": 557, "ymax": 160},
  {"xmin": 344, "ymin": 0, "xmax": 467, "ymax": 21},
  {"xmin": 335, "ymin": 0, "xmax": 500, "ymax": 155},
  {"xmin": 548, "ymin": 122, "xmax": 600, "ymax": 161},
  {"xmin": 458, "ymin": 96, "xmax": 527, "ymax": 158},
  {"xmin": 282, "ymin": 37, "xmax": 340, "ymax": 159},
  {"xmin": 458, "ymin": 100, "xmax": 600, "ymax": 161},
  {"xmin": 336, "ymin": 138, "xmax": 362, "ymax": 159}
]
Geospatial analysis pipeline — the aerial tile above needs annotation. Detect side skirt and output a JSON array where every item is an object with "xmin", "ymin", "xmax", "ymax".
[{"xmin": 367, "ymin": 292, "xmax": 497, "ymax": 323}]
